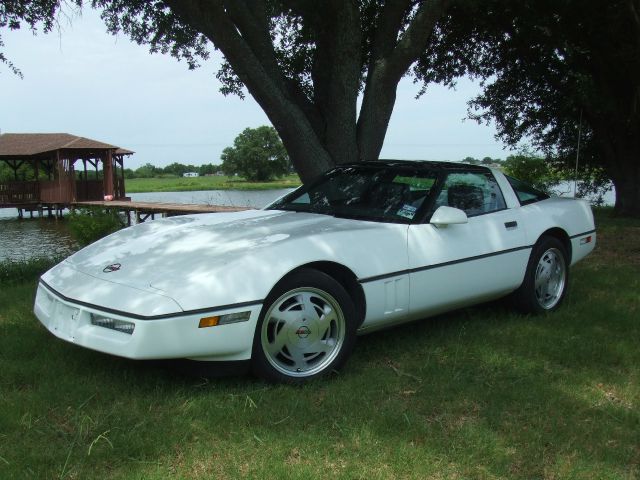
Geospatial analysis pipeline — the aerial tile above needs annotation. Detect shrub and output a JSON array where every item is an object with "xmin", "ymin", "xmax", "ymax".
[
  {"xmin": 502, "ymin": 148, "xmax": 562, "ymax": 193},
  {"xmin": 0, "ymin": 257, "xmax": 63, "ymax": 285},
  {"xmin": 67, "ymin": 207, "xmax": 125, "ymax": 246}
]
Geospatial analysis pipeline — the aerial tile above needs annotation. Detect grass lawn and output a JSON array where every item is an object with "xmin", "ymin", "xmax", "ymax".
[
  {"xmin": 125, "ymin": 174, "xmax": 301, "ymax": 193},
  {"xmin": 0, "ymin": 210, "xmax": 638, "ymax": 479}
]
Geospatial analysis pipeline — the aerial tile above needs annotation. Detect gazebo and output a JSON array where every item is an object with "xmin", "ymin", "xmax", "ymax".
[{"xmin": 0, "ymin": 133, "xmax": 133, "ymax": 209}]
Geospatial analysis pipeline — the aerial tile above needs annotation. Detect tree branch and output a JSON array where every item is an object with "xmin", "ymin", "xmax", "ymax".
[
  {"xmin": 388, "ymin": 0, "xmax": 452, "ymax": 78},
  {"xmin": 357, "ymin": 0, "xmax": 451, "ymax": 161},
  {"xmin": 163, "ymin": 0, "xmax": 333, "ymax": 181},
  {"xmin": 370, "ymin": 0, "xmax": 412, "ymax": 63}
]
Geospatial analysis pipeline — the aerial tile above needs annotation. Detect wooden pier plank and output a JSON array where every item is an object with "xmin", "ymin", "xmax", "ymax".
[{"xmin": 73, "ymin": 200, "xmax": 250, "ymax": 215}]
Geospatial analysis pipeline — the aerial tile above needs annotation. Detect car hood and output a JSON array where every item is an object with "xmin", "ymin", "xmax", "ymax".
[{"xmin": 61, "ymin": 209, "xmax": 407, "ymax": 311}]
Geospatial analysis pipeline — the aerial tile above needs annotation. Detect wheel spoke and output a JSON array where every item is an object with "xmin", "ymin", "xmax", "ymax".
[
  {"xmin": 316, "ymin": 305, "xmax": 337, "ymax": 334},
  {"xmin": 301, "ymin": 293, "xmax": 321, "ymax": 322},
  {"xmin": 270, "ymin": 308, "xmax": 300, "ymax": 325},
  {"xmin": 313, "ymin": 338, "xmax": 334, "ymax": 354},
  {"xmin": 288, "ymin": 346, "xmax": 308, "ymax": 371},
  {"xmin": 265, "ymin": 320, "xmax": 288, "ymax": 356}
]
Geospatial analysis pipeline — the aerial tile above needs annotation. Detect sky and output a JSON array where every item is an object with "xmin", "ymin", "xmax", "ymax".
[{"xmin": 0, "ymin": 7, "xmax": 513, "ymax": 170}]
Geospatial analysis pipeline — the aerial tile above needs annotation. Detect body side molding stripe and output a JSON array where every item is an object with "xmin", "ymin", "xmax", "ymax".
[
  {"xmin": 569, "ymin": 229, "xmax": 596, "ymax": 239},
  {"xmin": 358, "ymin": 245, "xmax": 533, "ymax": 284},
  {"xmin": 39, "ymin": 280, "xmax": 263, "ymax": 320}
]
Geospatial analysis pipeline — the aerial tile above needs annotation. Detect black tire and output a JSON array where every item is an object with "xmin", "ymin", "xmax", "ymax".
[
  {"xmin": 251, "ymin": 268, "xmax": 357, "ymax": 384},
  {"xmin": 513, "ymin": 236, "xmax": 570, "ymax": 314}
]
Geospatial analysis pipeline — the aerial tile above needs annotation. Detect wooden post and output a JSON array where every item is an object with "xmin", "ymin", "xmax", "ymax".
[
  {"xmin": 119, "ymin": 157, "xmax": 126, "ymax": 199},
  {"xmin": 103, "ymin": 150, "xmax": 114, "ymax": 198}
]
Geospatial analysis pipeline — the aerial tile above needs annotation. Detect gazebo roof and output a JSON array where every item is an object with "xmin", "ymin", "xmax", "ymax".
[{"xmin": 0, "ymin": 133, "xmax": 134, "ymax": 157}]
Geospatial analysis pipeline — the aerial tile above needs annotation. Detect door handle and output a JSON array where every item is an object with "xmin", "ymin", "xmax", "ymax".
[{"xmin": 504, "ymin": 221, "xmax": 518, "ymax": 229}]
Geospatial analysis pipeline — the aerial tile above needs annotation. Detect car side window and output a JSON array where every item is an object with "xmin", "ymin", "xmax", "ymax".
[
  {"xmin": 434, "ymin": 172, "xmax": 507, "ymax": 217},
  {"xmin": 505, "ymin": 175, "xmax": 550, "ymax": 205}
]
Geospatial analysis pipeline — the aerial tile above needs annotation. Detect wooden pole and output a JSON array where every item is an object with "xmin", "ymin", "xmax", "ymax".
[{"xmin": 103, "ymin": 150, "xmax": 114, "ymax": 198}]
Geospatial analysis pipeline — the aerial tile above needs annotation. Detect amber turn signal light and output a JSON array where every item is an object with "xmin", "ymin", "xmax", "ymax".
[{"xmin": 198, "ymin": 316, "xmax": 220, "ymax": 328}]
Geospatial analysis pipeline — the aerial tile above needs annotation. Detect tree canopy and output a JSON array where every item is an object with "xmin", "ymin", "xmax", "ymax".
[
  {"xmin": 1, "ymin": 1, "xmax": 81, "ymax": 77},
  {"xmin": 94, "ymin": 0, "xmax": 454, "ymax": 182},
  {"xmin": 220, "ymin": 126, "xmax": 289, "ymax": 181},
  {"xmin": 421, "ymin": 0, "xmax": 639, "ymax": 215}
]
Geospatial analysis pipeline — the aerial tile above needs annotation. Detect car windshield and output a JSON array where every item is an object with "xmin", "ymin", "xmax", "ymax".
[{"xmin": 266, "ymin": 165, "xmax": 438, "ymax": 223}]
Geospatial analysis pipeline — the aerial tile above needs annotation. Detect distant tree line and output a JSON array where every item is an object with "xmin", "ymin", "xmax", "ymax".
[
  {"xmin": 460, "ymin": 156, "xmax": 503, "ymax": 166},
  {"xmin": 123, "ymin": 162, "xmax": 223, "ymax": 179}
]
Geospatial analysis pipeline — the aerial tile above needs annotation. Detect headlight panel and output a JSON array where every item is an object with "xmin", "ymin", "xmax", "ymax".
[{"xmin": 90, "ymin": 314, "xmax": 135, "ymax": 335}]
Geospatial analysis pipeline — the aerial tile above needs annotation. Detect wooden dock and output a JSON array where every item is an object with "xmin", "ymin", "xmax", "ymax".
[{"xmin": 74, "ymin": 200, "xmax": 250, "ymax": 224}]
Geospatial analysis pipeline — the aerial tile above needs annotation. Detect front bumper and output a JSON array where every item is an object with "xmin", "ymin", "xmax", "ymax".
[{"xmin": 34, "ymin": 282, "xmax": 261, "ymax": 361}]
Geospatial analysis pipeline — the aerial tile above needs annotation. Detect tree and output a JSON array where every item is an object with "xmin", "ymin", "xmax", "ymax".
[
  {"xmin": 461, "ymin": 156, "xmax": 480, "ymax": 165},
  {"xmin": 421, "ymin": 0, "xmax": 640, "ymax": 216},
  {"xmin": 220, "ymin": 126, "xmax": 289, "ymax": 181},
  {"xmin": 199, "ymin": 163, "xmax": 221, "ymax": 176},
  {"xmin": 2, "ymin": 1, "xmax": 453, "ymax": 184},
  {"xmin": 133, "ymin": 162, "xmax": 160, "ymax": 178},
  {"xmin": 1, "ymin": 1, "xmax": 82, "ymax": 77},
  {"xmin": 502, "ymin": 148, "xmax": 559, "ymax": 194},
  {"xmin": 162, "ymin": 162, "xmax": 198, "ymax": 177}
]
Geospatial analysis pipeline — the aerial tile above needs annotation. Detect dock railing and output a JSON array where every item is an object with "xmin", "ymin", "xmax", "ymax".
[{"xmin": 0, "ymin": 181, "xmax": 40, "ymax": 206}]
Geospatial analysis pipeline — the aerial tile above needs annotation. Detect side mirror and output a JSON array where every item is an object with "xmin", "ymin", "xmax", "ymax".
[{"xmin": 431, "ymin": 206, "xmax": 468, "ymax": 228}]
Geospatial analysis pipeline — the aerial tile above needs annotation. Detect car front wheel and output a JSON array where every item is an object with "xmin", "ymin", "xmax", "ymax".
[{"xmin": 251, "ymin": 269, "xmax": 357, "ymax": 383}]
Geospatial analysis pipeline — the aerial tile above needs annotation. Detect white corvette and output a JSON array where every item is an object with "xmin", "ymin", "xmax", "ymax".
[{"xmin": 34, "ymin": 161, "xmax": 596, "ymax": 382}]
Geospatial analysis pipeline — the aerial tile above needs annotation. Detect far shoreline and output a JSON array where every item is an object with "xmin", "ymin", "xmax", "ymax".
[{"xmin": 124, "ymin": 174, "xmax": 301, "ymax": 194}]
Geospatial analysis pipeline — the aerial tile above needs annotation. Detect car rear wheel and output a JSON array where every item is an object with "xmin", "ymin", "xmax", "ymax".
[
  {"xmin": 514, "ymin": 236, "xmax": 569, "ymax": 314},
  {"xmin": 252, "ymin": 269, "xmax": 357, "ymax": 383}
]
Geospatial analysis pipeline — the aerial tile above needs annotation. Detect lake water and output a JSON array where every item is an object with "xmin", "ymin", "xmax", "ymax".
[
  {"xmin": 0, "ymin": 189, "xmax": 294, "ymax": 261},
  {"xmin": 127, "ymin": 188, "xmax": 294, "ymax": 208}
]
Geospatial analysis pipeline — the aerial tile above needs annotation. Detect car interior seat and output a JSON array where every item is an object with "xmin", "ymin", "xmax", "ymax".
[{"xmin": 447, "ymin": 184, "xmax": 485, "ymax": 216}]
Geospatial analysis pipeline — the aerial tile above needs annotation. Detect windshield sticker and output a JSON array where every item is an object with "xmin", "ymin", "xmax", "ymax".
[{"xmin": 397, "ymin": 204, "xmax": 417, "ymax": 219}]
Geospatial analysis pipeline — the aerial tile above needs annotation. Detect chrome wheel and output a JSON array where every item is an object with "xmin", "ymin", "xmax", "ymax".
[
  {"xmin": 260, "ymin": 287, "xmax": 346, "ymax": 378},
  {"xmin": 534, "ymin": 247, "xmax": 566, "ymax": 310}
]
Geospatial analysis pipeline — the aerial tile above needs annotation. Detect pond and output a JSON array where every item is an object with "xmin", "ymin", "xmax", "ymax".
[{"xmin": 0, "ymin": 189, "xmax": 295, "ymax": 261}]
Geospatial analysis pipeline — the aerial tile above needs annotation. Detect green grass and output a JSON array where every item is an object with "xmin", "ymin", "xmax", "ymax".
[
  {"xmin": 125, "ymin": 174, "xmax": 301, "ymax": 193},
  {"xmin": 0, "ymin": 211, "xmax": 638, "ymax": 479}
]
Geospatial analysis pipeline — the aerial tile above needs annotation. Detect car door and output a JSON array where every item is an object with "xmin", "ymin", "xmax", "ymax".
[{"xmin": 407, "ymin": 170, "xmax": 530, "ymax": 318}]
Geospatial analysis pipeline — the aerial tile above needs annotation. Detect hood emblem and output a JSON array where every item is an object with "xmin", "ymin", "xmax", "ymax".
[{"xmin": 103, "ymin": 263, "xmax": 122, "ymax": 273}]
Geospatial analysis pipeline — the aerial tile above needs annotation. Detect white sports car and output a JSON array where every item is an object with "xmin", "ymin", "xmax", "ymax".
[{"xmin": 34, "ymin": 161, "xmax": 596, "ymax": 383}]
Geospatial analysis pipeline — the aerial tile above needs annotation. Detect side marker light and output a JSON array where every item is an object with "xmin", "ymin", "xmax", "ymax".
[
  {"xmin": 198, "ymin": 316, "xmax": 220, "ymax": 328},
  {"xmin": 199, "ymin": 311, "xmax": 251, "ymax": 328}
]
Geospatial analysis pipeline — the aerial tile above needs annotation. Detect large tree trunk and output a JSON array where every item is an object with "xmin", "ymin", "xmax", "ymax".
[
  {"xmin": 612, "ymin": 171, "xmax": 640, "ymax": 217},
  {"xmin": 596, "ymin": 129, "xmax": 640, "ymax": 217},
  {"xmin": 607, "ymin": 154, "xmax": 640, "ymax": 217},
  {"xmin": 164, "ymin": 0, "xmax": 449, "ymax": 184},
  {"xmin": 165, "ymin": 0, "xmax": 335, "ymax": 184}
]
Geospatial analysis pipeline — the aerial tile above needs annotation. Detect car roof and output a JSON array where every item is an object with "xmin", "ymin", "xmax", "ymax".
[{"xmin": 340, "ymin": 159, "xmax": 490, "ymax": 173}]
